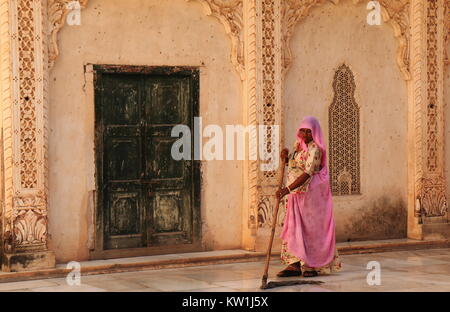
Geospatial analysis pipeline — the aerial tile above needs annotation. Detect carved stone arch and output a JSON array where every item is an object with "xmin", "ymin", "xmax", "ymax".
[
  {"xmin": 48, "ymin": 0, "xmax": 89, "ymax": 69},
  {"xmin": 48, "ymin": 0, "xmax": 245, "ymax": 79},
  {"xmin": 281, "ymin": 0, "xmax": 411, "ymax": 80},
  {"xmin": 187, "ymin": 0, "xmax": 244, "ymax": 79}
]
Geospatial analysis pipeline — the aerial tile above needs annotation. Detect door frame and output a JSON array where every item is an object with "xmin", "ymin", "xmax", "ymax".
[{"xmin": 90, "ymin": 64, "xmax": 201, "ymax": 260}]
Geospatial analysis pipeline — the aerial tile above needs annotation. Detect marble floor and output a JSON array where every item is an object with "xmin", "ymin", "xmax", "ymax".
[{"xmin": 1, "ymin": 248, "xmax": 450, "ymax": 292}]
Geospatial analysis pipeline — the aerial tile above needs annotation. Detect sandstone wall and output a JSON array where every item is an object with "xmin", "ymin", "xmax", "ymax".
[
  {"xmin": 48, "ymin": 0, "xmax": 243, "ymax": 262},
  {"xmin": 285, "ymin": 0, "xmax": 408, "ymax": 242}
]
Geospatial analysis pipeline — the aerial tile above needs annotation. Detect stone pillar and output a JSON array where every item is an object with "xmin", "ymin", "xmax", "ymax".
[
  {"xmin": 241, "ymin": 0, "xmax": 259, "ymax": 249},
  {"xmin": 408, "ymin": 0, "xmax": 449, "ymax": 239},
  {"xmin": 253, "ymin": 0, "xmax": 285, "ymax": 251},
  {"xmin": 1, "ymin": 0, "xmax": 55, "ymax": 271}
]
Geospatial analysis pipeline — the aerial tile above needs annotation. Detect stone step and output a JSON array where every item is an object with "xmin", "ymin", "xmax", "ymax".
[
  {"xmin": 0, "ymin": 238, "xmax": 448, "ymax": 283},
  {"xmin": 336, "ymin": 238, "xmax": 450, "ymax": 254}
]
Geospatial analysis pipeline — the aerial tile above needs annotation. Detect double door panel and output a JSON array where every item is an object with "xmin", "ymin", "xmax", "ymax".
[{"xmin": 96, "ymin": 71, "xmax": 197, "ymax": 251}]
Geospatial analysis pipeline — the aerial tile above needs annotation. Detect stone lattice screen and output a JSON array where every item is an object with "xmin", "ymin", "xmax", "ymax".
[{"xmin": 329, "ymin": 64, "xmax": 361, "ymax": 196}]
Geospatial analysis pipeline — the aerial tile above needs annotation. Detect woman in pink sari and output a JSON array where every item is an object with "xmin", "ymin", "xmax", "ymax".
[{"xmin": 275, "ymin": 116, "xmax": 342, "ymax": 277}]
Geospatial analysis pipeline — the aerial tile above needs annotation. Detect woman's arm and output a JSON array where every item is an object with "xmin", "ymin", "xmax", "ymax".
[
  {"xmin": 287, "ymin": 172, "xmax": 310, "ymax": 191},
  {"xmin": 276, "ymin": 146, "xmax": 321, "ymax": 199},
  {"xmin": 276, "ymin": 172, "xmax": 310, "ymax": 199}
]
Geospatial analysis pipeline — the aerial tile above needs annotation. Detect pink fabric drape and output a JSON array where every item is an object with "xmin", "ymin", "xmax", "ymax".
[{"xmin": 280, "ymin": 116, "xmax": 336, "ymax": 268}]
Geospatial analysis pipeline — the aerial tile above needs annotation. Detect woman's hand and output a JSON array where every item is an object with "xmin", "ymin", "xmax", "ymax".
[
  {"xmin": 276, "ymin": 187, "xmax": 290, "ymax": 200},
  {"xmin": 280, "ymin": 148, "xmax": 289, "ymax": 164}
]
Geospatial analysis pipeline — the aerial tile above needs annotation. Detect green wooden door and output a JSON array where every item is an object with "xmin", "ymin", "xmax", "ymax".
[{"xmin": 94, "ymin": 66, "xmax": 200, "ymax": 254}]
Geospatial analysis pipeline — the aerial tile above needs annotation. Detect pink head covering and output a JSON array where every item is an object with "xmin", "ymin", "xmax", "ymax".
[{"xmin": 296, "ymin": 116, "xmax": 327, "ymax": 170}]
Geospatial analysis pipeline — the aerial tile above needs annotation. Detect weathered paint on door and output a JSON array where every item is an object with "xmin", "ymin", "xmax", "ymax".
[{"xmin": 94, "ymin": 65, "xmax": 200, "ymax": 256}]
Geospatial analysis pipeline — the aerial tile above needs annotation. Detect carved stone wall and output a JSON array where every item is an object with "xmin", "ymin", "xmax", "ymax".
[
  {"xmin": 186, "ymin": 0, "xmax": 245, "ymax": 79},
  {"xmin": 48, "ymin": 0, "xmax": 245, "ymax": 258},
  {"xmin": 410, "ymin": 0, "xmax": 448, "ymax": 234},
  {"xmin": 0, "ymin": 0, "xmax": 448, "ymax": 266},
  {"xmin": 257, "ymin": 0, "xmax": 449, "ymax": 239},
  {"xmin": 243, "ymin": 0, "xmax": 259, "ymax": 235},
  {"xmin": 258, "ymin": 0, "xmax": 413, "ymax": 229},
  {"xmin": 282, "ymin": 0, "xmax": 411, "ymax": 79},
  {"xmin": 48, "ymin": 0, "xmax": 88, "ymax": 69},
  {"xmin": 8, "ymin": 0, "xmax": 48, "ymax": 250},
  {"xmin": 0, "ymin": 0, "xmax": 12, "ymax": 257},
  {"xmin": 49, "ymin": 0, "xmax": 245, "ymax": 76},
  {"xmin": 417, "ymin": 0, "xmax": 447, "ymax": 221},
  {"xmin": 1, "ymin": 0, "xmax": 55, "ymax": 271},
  {"xmin": 255, "ymin": 0, "xmax": 284, "ymax": 232}
]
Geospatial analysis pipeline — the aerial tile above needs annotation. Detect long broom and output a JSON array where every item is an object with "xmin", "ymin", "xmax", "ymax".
[{"xmin": 260, "ymin": 155, "xmax": 323, "ymax": 289}]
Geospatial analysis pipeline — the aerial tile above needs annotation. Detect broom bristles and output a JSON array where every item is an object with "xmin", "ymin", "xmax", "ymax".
[{"xmin": 264, "ymin": 280, "xmax": 324, "ymax": 289}]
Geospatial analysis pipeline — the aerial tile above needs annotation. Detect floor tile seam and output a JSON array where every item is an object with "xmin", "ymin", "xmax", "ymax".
[{"xmin": 80, "ymin": 279, "xmax": 153, "ymax": 290}]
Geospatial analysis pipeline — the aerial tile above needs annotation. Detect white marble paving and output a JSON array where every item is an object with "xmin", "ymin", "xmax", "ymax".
[{"xmin": 0, "ymin": 248, "xmax": 448, "ymax": 292}]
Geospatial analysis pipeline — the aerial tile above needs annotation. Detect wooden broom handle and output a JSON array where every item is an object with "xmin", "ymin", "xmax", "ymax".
[{"xmin": 261, "ymin": 157, "xmax": 286, "ymax": 282}]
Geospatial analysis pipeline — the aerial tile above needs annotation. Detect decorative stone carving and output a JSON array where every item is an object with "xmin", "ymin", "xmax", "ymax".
[
  {"xmin": 0, "ymin": 0, "xmax": 447, "ymax": 258},
  {"xmin": 1, "ymin": 0, "xmax": 54, "ymax": 266},
  {"xmin": 426, "ymin": 0, "xmax": 439, "ymax": 173},
  {"xmin": 17, "ymin": 0, "xmax": 39, "ymax": 189},
  {"xmin": 13, "ymin": 208, "xmax": 47, "ymax": 250},
  {"xmin": 281, "ymin": 0, "xmax": 411, "ymax": 80},
  {"xmin": 418, "ymin": 176, "xmax": 448, "ymax": 218},
  {"xmin": 329, "ymin": 64, "xmax": 360, "ymax": 196},
  {"xmin": 187, "ymin": 0, "xmax": 244, "ymax": 79},
  {"xmin": 0, "ymin": 0, "xmax": 13, "ymax": 253},
  {"xmin": 410, "ymin": 0, "xmax": 447, "ymax": 224},
  {"xmin": 243, "ymin": 0, "xmax": 259, "ymax": 232},
  {"xmin": 4, "ymin": 194, "xmax": 49, "ymax": 252},
  {"xmin": 257, "ymin": 196, "xmax": 285, "ymax": 228},
  {"xmin": 48, "ymin": 0, "xmax": 88, "ymax": 69},
  {"xmin": 337, "ymin": 168, "xmax": 353, "ymax": 196},
  {"xmin": 379, "ymin": 0, "xmax": 411, "ymax": 79},
  {"xmin": 48, "ymin": 0, "xmax": 245, "ymax": 78},
  {"xmin": 410, "ymin": 0, "xmax": 426, "ymax": 195},
  {"xmin": 9, "ymin": 0, "xmax": 47, "ymax": 206},
  {"xmin": 418, "ymin": 0, "xmax": 447, "ymax": 220},
  {"xmin": 260, "ymin": 0, "xmax": 280, "ymax": 181},
  {"xmin": 256, "ymin": 0, "xmax": 284, "ymax": 229},
  {"xmin": 281, "ymin": 0, "xmax": 324, "ymax": 74}
]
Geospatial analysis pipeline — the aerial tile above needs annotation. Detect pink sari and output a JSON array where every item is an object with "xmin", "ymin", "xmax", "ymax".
[{"xmin": 280, "ymin": 116, "xmax": 336, "ymax": 268}]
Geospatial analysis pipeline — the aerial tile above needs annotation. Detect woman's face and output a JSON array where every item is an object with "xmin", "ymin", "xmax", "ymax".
[{"xmin": 298, "ymin": 128, "xmax": 313, "ymax": 144}]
